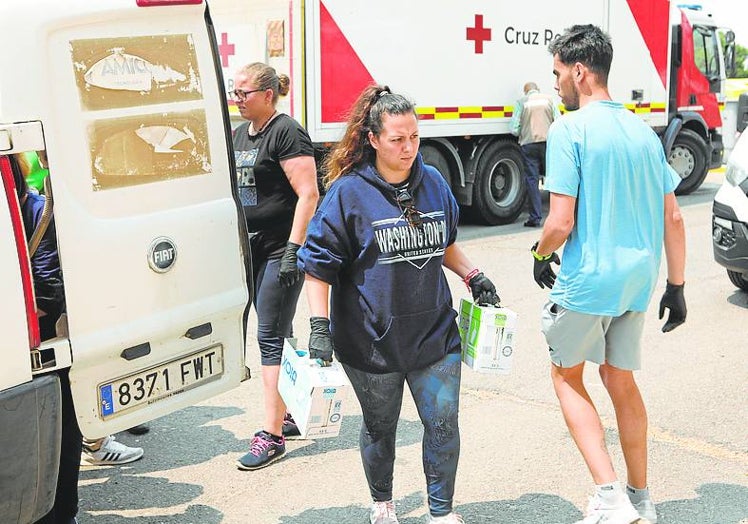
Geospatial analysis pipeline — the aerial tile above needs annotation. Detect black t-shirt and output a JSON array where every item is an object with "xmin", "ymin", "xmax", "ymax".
[{"xmin": 233, "ymin": 113, "xmax": 314, "ymax": 258}]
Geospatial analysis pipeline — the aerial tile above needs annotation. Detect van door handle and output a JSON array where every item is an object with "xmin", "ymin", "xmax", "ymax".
[
  {"xmin": 184, "ymin": 323, "xmax": 212, "ymax": 340},
  {"xmin": 121, "ymin": 342, "xmax": 151, "ymax": 361}
]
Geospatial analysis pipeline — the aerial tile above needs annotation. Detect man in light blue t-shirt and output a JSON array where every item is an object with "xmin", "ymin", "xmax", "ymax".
[{"xmin": 530, "ymin": 24, "xmax": 687, "ymax": 524}]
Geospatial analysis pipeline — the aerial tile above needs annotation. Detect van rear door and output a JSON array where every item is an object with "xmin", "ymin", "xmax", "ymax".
[{"xmin": 14, "ymin": 0, "xmax": 249, "ymax": 437}]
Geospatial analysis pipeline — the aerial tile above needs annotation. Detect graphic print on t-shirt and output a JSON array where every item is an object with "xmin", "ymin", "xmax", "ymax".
[
  {"xmin": 372, "ymin": 204, "xmax": 448, "ymax": 270},
  {"xmin": 235, "ymin": 149, "xmax": 258, "ymax": 206}
]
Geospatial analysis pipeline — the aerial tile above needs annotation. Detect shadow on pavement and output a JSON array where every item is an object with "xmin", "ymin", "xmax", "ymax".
[
  {"xmin": 277, "ymin": 483, "xmax": 748, "ymax": 524},
  {"xmin": 656, "ymin": 482, "xmax": 748, "ymax": 524},
  {"xmin": 727, "ymin": 289, "xmax": 748, "ymax": 309},
  {"xmin": 80, "ymin": 405, "xmax": 246, "ymax": 477},
  {"xmin": 278, "ymin": 492, "xmax": 580, "ymax": 524},
  {"xmin": 80, "ymin": 503, "xmax": 222, "ymax": 524},
  {"xmin": 78, "ymin": 405, "xmax": 242, "ymax": 521}
]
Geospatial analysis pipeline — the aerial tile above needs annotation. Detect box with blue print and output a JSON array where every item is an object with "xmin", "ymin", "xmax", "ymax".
[{"xmin": 278, "ymin": 339, "xmax": 349, "ymax": 438}]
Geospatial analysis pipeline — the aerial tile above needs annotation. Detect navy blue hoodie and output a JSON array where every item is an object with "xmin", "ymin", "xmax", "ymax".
[{"xmin": 297, "ymin": 153, "xmax": 462, "ymax": 373}]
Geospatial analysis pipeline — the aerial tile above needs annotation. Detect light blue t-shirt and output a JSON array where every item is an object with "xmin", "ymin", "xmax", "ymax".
[{"xmin": 545, "ymin": 100, "xmax": 681, "ymax": 316}]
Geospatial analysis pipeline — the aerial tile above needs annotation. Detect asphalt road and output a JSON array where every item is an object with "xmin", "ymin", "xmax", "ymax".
[{"xmin": 77, "ymin": 172, "xmax": 748, "ymax": 524}]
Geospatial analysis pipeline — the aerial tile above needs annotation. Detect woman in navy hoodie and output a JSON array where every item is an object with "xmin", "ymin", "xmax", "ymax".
[{"xmin": 297, "ymin": 86, "xmax": 500, "ymax": 524}]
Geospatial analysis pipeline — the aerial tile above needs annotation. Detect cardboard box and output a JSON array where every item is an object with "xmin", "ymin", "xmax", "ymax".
[
  {"xmin": 458, "ymin": 298, "xmax": 517, "ymax": 374},
  {"xmin": 277, "ymin": 339, "xmax": 349, "ymax": 439}
]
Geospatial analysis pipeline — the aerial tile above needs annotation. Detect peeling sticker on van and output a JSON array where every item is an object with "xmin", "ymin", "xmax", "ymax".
[
  {"xmin": 88, "ymin": 109, "xmax": 211, "ymax": 191},
  {"xmin": 83, "ymin": 48, "xmax": 187, "ymax": 92},
  {"xmin": 70, "ymin": 34, "xmax": 202, "ymax": 111},
  {"xmin": 135, "ymin": 126, "xmax": 196, "ymax": 153}
]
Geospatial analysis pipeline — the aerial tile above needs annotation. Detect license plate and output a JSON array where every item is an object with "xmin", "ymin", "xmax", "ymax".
[{"xmin": 99, "ymin": 345, "xmax": 223, "ymax": 418}]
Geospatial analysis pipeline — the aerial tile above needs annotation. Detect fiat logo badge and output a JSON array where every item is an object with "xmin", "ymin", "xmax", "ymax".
[{"xmin": 148, "ymin": 237, "xmax": 177, "ymax": 273}]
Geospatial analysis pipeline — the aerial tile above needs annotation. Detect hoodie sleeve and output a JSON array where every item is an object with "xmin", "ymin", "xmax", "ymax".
[{"xmin": 297, "ymin": 183, "xmax": 351, "ymax": 284}]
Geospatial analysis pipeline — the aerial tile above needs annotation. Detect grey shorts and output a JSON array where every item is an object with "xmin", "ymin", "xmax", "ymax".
[{"xmin": 540, "ymin": 301, "xmax": 645, "ymax": 370}]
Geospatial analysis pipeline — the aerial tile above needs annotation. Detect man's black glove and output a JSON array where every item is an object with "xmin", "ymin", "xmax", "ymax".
[
  {"xmin": 532, "ymin": 242, "xmax": 560, "ymax": 289},
  {"xmin": 309, "ymin": 317, "xmax": 334, "ymax": 364},
  {"xmin": 659, "ymin": 281, "xmax": 686, "ymax": 333},
  {"xmin": 278, "ymin": 241, "xmax": 302, "ymax": 287},
  {"xmin": 468, "ymin": 272, "xmax": 500, "ymax": 306}
]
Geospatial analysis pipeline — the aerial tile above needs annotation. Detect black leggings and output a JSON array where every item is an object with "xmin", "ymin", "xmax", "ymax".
[{"xmin": 342, "ymin": 352, "xmax": 461, "ymax": 517}]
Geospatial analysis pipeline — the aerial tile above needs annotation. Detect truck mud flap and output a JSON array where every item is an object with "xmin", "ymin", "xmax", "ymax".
[{"xmin": 0, "ymin": 374, "xmax": 62, "ymax": 523}]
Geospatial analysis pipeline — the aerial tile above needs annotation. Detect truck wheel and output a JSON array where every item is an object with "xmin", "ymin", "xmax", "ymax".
[
  {"xmin": 669, "ymin": 128, "xmax": 709, "ymax": 195},
  {"xmin": 727, "ymin": 269, "xmax": 748, "ymax": 292},
  {"xmin": 420, "ymin": 144, "xmax": 452, "ymax": 188},
  {"xmin": 471, "ymin": 139, "xmax": 526, "ymax": 225}
]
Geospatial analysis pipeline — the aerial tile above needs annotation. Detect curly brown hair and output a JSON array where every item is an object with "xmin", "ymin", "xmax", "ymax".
[{"xmin": 323, "ymin": 84, "xmax": 416, "ymax": 187}]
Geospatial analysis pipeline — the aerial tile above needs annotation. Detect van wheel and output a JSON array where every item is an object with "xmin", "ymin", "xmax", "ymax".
[
  {"xmin": 727, "ymin": 269, "xmax": 748, "ymax": 291},
  {"xmin": 420, "ymin": 144, "xmax": 453, "ymax": 188},
  {"xmin": 669, "ymin": 129, "xmax": 709, "ymax": 195},
  {"xmin": 471, "ymin": 139, "xmax": 526, "ymax": 225}
]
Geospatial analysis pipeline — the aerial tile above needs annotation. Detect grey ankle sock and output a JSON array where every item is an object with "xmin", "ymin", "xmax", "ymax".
[
  {"xmin": 596, "ymin": 481, "xmax": 623, "ymax": 504},
  {"xmin": 626, "ymin": 484, "xmax": 650, "ymax": 504}
]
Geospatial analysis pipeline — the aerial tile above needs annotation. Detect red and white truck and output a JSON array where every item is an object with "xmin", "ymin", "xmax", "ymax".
[
  {"xmin": 211, "ymin": 0, "xmax": 735, "ymax": 224},
  {"xmin": 1, "ymin": 1, "xmax": 250, "ymax": 521}
]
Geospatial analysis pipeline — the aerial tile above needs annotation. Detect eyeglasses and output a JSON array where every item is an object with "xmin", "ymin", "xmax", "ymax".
[
  {"xmin": 395, "ymin": 189, "xmax": 423, "ymax": 228},
  {"xmin": 229, "ymin": 88, "xmax": 266, "ymax": 102}
]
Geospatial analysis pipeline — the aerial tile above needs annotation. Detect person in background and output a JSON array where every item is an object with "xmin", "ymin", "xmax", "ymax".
[
  {"xmin": 14, "ymin": 153, "xmax": 144, "ymax": 485},
  {"xmin": 230, "ymin": 62, "xmax": 319, "ymax": 470},
  {"xmin": 298, "ymin": 85, "xmax": 500, "ymax": 524},
  {"xmin": 510, "ymin": 81, "xmax": 560, "ymax": 227},
  {"xmin": 532, "ymin": 25, "xmax": 686, "ymax": 524},
  {"xmin": 11, "ymin": 153, "xmax": 77, "ymax": 524}
]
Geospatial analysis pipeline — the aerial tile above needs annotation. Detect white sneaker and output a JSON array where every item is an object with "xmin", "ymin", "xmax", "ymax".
[
  {"xmin": 631, "ymin": 498, "xmax": 657, "ymax": 523},
  {"xmin": 430, "ymin": 513, "xmax": 465, "ymax": 523},
  {"xmin": 81, "ymin": 435, "xmax": 144, "ymax": 466},
  {"xmin": 370, "ymin": 500, "xmax": 399, "ymax": 524},
  {"xmin": 575, "ymin": 493, "xmax": 641, "ymax": 524}
]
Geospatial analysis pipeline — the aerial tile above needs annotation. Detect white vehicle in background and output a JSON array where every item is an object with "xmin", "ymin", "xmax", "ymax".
[
  {"xmin": 0, "ymin": 1, "xmax": 250, "ymax": 521},
  {"xmin": 712, "ymin": 93, "xmax": 748, "ymax": 292}
]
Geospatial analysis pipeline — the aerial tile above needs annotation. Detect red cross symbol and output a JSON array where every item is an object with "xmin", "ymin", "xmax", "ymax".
[
  {"xmin": 218, "ymin": 32, "xmax": 235, "ymax": 68},
  {"xmin": 466, "ymin": 14, "xmax": 491, "ymax": 54}
]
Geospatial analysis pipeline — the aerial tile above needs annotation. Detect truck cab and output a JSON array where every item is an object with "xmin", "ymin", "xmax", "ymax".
[{"xmin": 0, "ymin": 1, "xmax": 250, "ymax": 521}]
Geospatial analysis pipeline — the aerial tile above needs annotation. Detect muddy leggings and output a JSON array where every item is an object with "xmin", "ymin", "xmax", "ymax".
[{"xmin": 342, "ymin": 352, "xmax": 461, "ymax": 518}]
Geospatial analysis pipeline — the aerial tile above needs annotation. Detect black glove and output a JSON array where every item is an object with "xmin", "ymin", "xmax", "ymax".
[
  {"xmin": 278, "ymin": 241, "xmax": 302, "ymax": 288},
  {"xmin": 468, "ymin": 272, "xmax": 500, "ymax": 306},
  {"xmin": 659, "ymin": 281, "xmax": 686, "ymax": 333},
  {"xmin": 532, "ymin": 242, "xmax": 560, "ymax": 289},
  {"xmin": 309, "ymin": 317, "xmax": 334, "ymax": 364}
]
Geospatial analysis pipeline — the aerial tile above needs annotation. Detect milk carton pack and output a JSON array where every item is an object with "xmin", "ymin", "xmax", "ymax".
[
  {"xmin": 458, "ymin": 298, "xmax": 517, "ymax": 374},
  {"xmin": 277, "ymin": 339, "xmax": 349, "ymax": 438}
]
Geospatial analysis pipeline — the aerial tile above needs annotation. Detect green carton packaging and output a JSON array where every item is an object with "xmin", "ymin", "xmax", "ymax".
[{"xmin": 458, "ymin": 298, "xmax": 517, "ymax": 374}]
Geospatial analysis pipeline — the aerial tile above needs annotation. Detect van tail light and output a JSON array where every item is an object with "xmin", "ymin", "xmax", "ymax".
[
  {"xmin": 0, "ymin": 156, "xmax": 41, "ymax": 349},
  {"xmin": 136, "ymin": 0, "xmax": 202, "ymax": 6}
]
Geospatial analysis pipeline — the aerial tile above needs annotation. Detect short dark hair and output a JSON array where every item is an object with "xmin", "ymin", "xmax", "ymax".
[{"xmin": 548, "ymin": 24, "xmax": 613, "ymax": 83}]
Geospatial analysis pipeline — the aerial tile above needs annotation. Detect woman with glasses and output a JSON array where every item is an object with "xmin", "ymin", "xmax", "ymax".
[
  {"xmin": 297, "ymin": 85, "xmax": 500, "ymax": 524},
  {"xmin": 230, "ymin": 63, "xmax": 319, "ymax": 471}
]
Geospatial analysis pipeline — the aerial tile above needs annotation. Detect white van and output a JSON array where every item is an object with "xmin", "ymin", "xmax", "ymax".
[
  {"xmin": 712, "ymin": 94, "xmax": 748, "ymax": 291},
  {"xmin": 0, "ymin": 1, "xmax": 250, "ymax": 521}
]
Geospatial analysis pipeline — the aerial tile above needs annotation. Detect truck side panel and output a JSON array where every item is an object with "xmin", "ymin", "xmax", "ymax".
[{"xmin": 305, "ymin": 0, "xmax": 668, "ymax": 143}]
